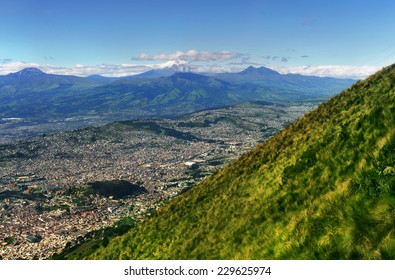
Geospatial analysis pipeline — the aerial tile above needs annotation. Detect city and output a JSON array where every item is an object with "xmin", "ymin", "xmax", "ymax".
[{"xmin": 0, "ymin": 102, "xmax": 315, "ymax": 259}]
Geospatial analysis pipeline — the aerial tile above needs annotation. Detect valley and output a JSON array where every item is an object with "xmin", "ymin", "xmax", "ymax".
[{"xmin": 0, "ymin": 101, "xmax": 316, "ymax": 259}]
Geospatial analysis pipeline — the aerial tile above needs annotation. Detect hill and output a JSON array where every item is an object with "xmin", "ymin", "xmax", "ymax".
[
  {"xmin": 84, "ymin": 64, "xmax": 395, "ymax": 259},
  {"xmin": 89, "ymin": 72, "xmax": 240, "ymax": 116},
  {"xmin": 0, "ymin": 68, "xmax": 113, "ymax": 120},
  {"xmin": 215, "ymin": 66, "xmax": 355, "ymax": 97},
  {"xmin": 0, "ymin": 68, "xmax": 109, "ymax": 93}
]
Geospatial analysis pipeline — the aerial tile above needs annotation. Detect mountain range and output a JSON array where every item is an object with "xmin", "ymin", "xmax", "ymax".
[
  {"xmin": 0, "ymin": 66, "xmax": 355, "ymax": 123},
  {"xmin": 81, "ymin": 63, "xmax": 395, "ymax": 259}
]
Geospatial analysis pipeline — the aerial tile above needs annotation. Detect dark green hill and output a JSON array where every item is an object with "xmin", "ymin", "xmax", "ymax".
[
  {"xmin": 215, "ymin": 66, "xmax": 355, "ymax": 97},
  {"xmin": 85, "ymin": 64, "xmax": 395, "ymax": 260},
  {"xmin": 0, "ymin": 68, "xmax": 108, "ymax": 94},
  {"xmin": 0, "ymin": 68, "xmax": 113, "ymax": 119},
  {"xmin": 86, "ymin": 72, "xmax": 241, "ymax": 116}
]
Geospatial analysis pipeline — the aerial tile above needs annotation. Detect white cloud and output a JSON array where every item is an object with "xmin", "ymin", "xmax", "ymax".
[
  {"xmin": 0, "ymin": 62, "xmax": 151, "ymax": 77},
  {"xmin": 271, "ymin": 65, "xmax": 382, "ymax": 79},
  {"xmin": 0, "ymin": 61, "xmax": 42, "ymax": 75},
  {"xmin": 0, "ymin": 61, "xmax": 382, "ymax": 79},
  {"xmin": 134, "ymin": 49, "xmax": 243, "ymax": 62}
]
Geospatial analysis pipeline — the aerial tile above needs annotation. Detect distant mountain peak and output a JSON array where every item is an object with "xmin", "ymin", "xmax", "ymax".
[
  {"xmin": 131, "ymin": 60, "xmax": 191, "ymax": 79},
  {"xmin": 242, "ymin": 66, "xmax": 258, "ymax": 72},
  {"xmin": 160, "ymin": 60, "xmax": 185, "ymax": 68},
  {"xmin": 11, "ymin": 68, "xmax": 45, "ymax": 77},
  {"xmin": 159, "ymin": 60, "xmax": 190, "ymax": 72},
  {"xmin": 239, "ymin": 66, "xmax": 281, "ymax": 76}
]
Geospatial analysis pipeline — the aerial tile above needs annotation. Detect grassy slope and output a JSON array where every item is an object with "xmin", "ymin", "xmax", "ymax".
[{"xmin": 86, "ymin": 64, "xmax": 395, "ymax": 260}]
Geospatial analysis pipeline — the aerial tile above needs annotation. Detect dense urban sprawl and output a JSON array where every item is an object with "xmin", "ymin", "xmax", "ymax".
[{"xmin": 0, "ymin": 102, "xmax": 315, "ymax": 259}]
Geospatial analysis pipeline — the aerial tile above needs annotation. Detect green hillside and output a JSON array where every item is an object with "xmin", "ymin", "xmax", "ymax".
[{"xmin": 85, "ymin": 64, "xmax": 395, "ymax": 260}]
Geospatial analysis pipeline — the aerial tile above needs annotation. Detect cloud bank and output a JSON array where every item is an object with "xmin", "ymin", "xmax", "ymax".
[
  {"xmin": 0, "ymin": 61, "xmax": 151, "ymax": 77},
  {"xmin": 272, "ymin": 65, "xmax": 381, "ymax": 79},
  {"xmin": 133, "ymin": 49, "xmax": 244, "ymax": 62},
  {"xmin": 0, "ymin": 60, "xmax": 382, "ymax": 79}
]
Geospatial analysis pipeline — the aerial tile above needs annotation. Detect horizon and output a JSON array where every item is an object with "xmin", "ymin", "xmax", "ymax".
[
  {"xmin": 0, "ymin": 64, "xmax": 364, "ymax": 80},
  {"xmin": 1, "ymin": 0, "xmax": 395, "ymax": 79}
]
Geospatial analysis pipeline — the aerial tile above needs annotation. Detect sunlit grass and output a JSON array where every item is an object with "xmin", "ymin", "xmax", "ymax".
[{"xmin": 78, "ymin": 64, "xmax": 395, "ymax": 260}]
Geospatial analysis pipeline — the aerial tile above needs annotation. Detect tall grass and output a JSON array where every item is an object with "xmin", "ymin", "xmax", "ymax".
[{"xmin": 82, "ymin": 64, "xmax": 395, "ymax": 260}]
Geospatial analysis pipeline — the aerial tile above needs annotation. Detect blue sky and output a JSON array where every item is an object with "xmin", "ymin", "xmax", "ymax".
[{"xmin": 1, "ymin": 0, "xmax": 395, "ymax": 78}]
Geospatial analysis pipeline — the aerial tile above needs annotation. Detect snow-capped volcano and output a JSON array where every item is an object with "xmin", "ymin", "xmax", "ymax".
[
  {"xmin": 132, "ymin": 60, "xmax": 191, "ymax": 78},
  {"xmin": 158, "ymin": 60, "xmax": 188, "ymax": 70}
]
